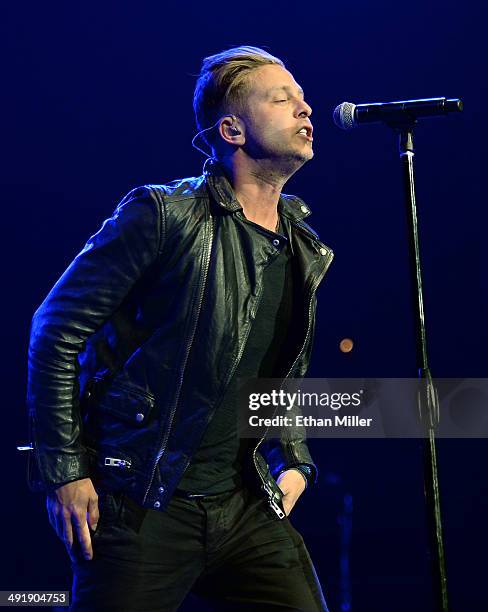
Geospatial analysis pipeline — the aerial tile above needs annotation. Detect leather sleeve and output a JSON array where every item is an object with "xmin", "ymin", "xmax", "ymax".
[{"xmin": 26, "ymin": 186, "xmax": 164, "ymax": 491}]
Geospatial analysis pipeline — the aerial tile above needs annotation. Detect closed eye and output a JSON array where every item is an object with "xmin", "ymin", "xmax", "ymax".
[{"xmin": 274, "ymin": 99, "xmax": 288, "ymax": 103}]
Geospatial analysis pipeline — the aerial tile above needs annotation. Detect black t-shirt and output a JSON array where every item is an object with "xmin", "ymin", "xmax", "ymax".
[{"xmin": 178, "ymin": 215, "xmax": 296, "ymax": 494}]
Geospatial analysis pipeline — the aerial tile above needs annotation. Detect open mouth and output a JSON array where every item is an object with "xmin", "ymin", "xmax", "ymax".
[{"xmin": 297, "ymin": 126, "xmax": 313, "ymax": 141}]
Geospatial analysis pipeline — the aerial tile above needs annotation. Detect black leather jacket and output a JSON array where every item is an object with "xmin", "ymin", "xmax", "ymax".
[{"xmin": 25, "ymin": 160, "xmax": 334, "ymax": 512}]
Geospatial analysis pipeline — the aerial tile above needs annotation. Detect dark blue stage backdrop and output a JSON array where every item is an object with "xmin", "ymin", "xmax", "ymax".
[{"xmin": 2, "ymin": 2, "xmax": 486, "ymax": 611}]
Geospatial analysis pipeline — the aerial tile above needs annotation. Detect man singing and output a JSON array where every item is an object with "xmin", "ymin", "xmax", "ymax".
[{"xmin": 26, "ymin": 46, "xmax": 333, "ymax": 611}]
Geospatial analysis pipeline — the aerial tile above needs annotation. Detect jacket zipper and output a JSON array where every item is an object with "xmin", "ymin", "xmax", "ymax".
[
  {"xmin": 104, "ymin": 457, "xmax": 132, "ymax": 469},
  {"xmin": 93, "ymin": 377, "xmax": 155, "ymax": 404},
  {"xmin": 142, "ymin": 214, "xmax": 214, "ymax": 504},
  {"xmin": 251, "ymin": 247, "xmax": 334, "ymax": 486},
  {"xmin": 169, "ymin": 217, "xmax": 286, "ymax": 488}
]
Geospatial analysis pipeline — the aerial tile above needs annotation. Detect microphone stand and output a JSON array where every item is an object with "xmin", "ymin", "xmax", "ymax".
[{"xmin": 393, "ymin": 120, "xmax": 449, "ymax": 611}]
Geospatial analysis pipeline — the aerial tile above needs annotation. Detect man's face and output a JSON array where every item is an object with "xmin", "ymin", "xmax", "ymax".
[{"xmin": 237, "ymin": 64, "xmax": 314, "ymax": 167}]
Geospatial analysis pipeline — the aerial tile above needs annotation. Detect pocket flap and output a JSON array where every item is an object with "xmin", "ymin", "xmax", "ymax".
[{"xmin": 97, "ymin": 383, "xmax": 155, "ymax": 426}]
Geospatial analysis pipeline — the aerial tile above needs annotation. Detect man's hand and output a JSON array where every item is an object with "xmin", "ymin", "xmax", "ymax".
[
  {"xmin": 276, "ymin": 469, "xmax": 306, "ymax": 517},
  {"xmin": 46, "ymin": 478, "xmax": 99, "ymax": 562}
]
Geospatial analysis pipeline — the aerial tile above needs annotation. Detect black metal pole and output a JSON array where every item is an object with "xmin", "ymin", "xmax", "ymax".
[{"xmin": 398, "ymin": 124, "xmax": 449, "ymax": 611}]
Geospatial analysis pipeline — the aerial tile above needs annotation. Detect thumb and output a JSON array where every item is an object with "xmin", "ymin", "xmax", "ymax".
[
  {"xmin": 276, "ymin": 475, "xmax": 290, "ymax": 495},
  {"xmin": 87, "ymin": 495, "xmax": 100, "ymax": 531}
]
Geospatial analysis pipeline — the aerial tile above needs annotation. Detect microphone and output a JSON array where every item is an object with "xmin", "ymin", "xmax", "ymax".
[{"xmin": 333, "ymin": 97, "xmax": 463, "ymax": 130}]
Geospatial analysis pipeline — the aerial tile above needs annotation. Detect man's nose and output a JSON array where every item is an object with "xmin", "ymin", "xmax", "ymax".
[{"xmin": 297, "ymin": 100, "xmax": 312, "ymax": 118}]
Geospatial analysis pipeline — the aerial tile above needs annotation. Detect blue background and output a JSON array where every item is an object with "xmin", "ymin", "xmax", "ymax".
[{"xmin": 2, "ymin": 1, "xmax": 486, "ymax": 610}]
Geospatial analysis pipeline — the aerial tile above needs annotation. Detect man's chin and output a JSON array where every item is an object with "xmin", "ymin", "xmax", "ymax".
[
  {"xmin": 259, "ymin": 147, "xmax": 313, "ymax": 177},
  {"xmin": 293, "ymin": 143, "xmax": 314, "ymax": 162},
  {"xmin": 290, "ymin": 147, "xmax": 314, "ymax": 166}
]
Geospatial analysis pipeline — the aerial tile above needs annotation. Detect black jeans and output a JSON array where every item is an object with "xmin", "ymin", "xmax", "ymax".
[{"xmin": 70, "ymin": 486, "xmax": 329, "ymax": 611}]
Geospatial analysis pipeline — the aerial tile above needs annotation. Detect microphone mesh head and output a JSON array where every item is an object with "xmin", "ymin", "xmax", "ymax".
[{"xmin": 333, "ymin": 102, "xmax": 356, "ymax": 130}]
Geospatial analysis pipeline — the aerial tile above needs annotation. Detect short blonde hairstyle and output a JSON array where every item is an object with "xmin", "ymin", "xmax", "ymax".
[{"xmin": 193, "ymin": 45, "xmax": 285, "ymax": 154}]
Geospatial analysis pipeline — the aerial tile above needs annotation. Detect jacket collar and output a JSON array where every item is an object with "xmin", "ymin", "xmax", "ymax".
[{"xmin": 203, "ymin": 158, "xmax": 313, "ymax": 225}]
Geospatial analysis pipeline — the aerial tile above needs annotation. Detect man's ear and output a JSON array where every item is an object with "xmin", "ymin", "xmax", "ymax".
[{"xmin": 218, "ymin": 115, "xmax": 245, "ymax": 146}]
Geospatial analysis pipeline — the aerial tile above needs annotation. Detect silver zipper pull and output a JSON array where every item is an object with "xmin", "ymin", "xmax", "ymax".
[
  {"xmin": 262, "ymin": 481, "xmax": 274, "ymax": 497},
  {"xmin": 104, "ymin": 457, "xmax": 132, "ymax": 469},
  {"xmin": 269, "ymin": 498, "xmax": 286, "ymax": 519}
]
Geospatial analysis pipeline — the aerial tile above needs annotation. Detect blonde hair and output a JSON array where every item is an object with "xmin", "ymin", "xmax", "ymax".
[{"xmin": 193, "ymin": 45, "xmax": 285, "ymax": 154}]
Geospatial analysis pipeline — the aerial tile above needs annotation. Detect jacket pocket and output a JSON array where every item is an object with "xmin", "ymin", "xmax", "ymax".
[{"xmin": 95, "ymin": 382, "xmax": 156, "ymax": 427}]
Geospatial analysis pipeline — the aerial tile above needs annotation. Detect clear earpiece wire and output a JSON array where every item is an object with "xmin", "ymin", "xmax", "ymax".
[{"xmin": 191, "ymin": 118, "xmax": 223, "ymax": 159}]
